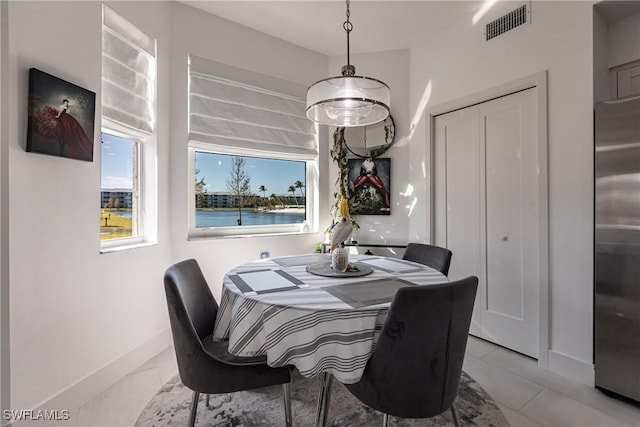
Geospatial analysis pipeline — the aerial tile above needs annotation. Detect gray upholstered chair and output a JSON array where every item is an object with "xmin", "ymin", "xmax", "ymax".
[
  {"xmin": 164, "ymin": 259, "xmax": 292, "ymax": 427},
  {"xmin": 402, "ymin": 242, "xmax": 453, "ymax": 275},
  {"xmin": 328, "ymin": 276, "xmax": 478, "ymax": 427}
]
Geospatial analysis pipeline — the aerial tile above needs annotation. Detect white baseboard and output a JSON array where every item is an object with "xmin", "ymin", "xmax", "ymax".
[
  {"xmin": 548, "ymin": 349, "xmax": 595, "ymax": 386},
  {"xmin": 34, "ymin": 328, "xmax": 171, "ymax": 413}
]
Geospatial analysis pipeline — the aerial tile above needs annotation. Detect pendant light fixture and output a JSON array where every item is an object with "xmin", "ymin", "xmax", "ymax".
[{"xmin": 306, "ymin": 0, "xmax": 390, "ymax": 127}]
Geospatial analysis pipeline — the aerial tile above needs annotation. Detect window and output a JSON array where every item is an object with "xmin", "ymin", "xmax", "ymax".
[
  {"xmin": 101, "ymin": 5, "xmax": 156, "ymax": 250},
  {"xmin": 100, "ymin": 132, "xmax": 139, "ymax": 241},
  {"xmin": 193, "ymin": 151, "xmax": 306, "ymax": 229},
  {"xmin": 188, "ymin": 56, "xmax": 318, "ymax": 238}
]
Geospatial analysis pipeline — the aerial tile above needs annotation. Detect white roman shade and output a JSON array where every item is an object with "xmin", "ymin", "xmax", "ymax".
[
  {"xmin": 102, "ymin": 5, "xmax": 156, "ymax": 134},
  {"xmin": 189, "ymin": 56, "xmax": 318, "ymax": 161}
]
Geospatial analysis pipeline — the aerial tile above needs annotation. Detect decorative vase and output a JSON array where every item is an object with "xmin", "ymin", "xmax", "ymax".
[{"xmin": 331, "ymin": 246, "xmax": 349, "ymax": 272}]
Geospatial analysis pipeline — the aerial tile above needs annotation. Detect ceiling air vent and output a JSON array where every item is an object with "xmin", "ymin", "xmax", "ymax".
[{"xmin": 485, "ymin": 4, "xmax": 528, "ymax": 41}]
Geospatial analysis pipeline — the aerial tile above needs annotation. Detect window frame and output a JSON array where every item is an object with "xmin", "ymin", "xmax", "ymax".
[
  {"xmin": 187, "ymin": 145, "xmax": 318, "ymax": 239},
  {"xmin": 100, "ymin": 120, "xmax": 154, "ymax": 252},
  {"xmin": 100, "ymin": 5, "xmax": 157, "ymax": 253}
]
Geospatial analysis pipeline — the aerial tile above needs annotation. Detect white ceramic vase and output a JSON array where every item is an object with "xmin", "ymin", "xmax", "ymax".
[{"xmin": 331, "ymin": 246, "xmax": 349, "ymax": 272}]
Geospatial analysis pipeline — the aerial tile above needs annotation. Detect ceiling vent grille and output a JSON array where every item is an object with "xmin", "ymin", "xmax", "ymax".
[{"xmin": 486, "ymin": 4, "xmax": 527, "ymax": 41}]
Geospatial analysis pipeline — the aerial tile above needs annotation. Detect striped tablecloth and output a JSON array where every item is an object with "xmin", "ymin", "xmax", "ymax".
[{"xmin": 213, "ymin": 254, "xmax": 447, "ymax": 384}]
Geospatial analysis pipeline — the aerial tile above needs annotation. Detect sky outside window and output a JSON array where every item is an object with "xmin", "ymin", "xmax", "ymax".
[
  {"xmin": 101, "ymin": 133, "xmax": 134, "ymax": 190},
  {"xmin": 195, "ymin": 152, "xmax": 305, "ymax": 194}
]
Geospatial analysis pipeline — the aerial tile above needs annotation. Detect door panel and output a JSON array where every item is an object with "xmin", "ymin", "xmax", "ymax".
[
  {"xmin": 433, "ymin": 88, "xmax": 539, "ymax": 358},
  {"xmin": 480, "ymin": 90, "xmax": 539, "ymax": 357},
  {"xmin": 484, "ymin": 106, "xmax": 524, "ymax": 319},
  {"xmin": 434, "ymin": 108, "xmax": 481, "ymax": 288}
]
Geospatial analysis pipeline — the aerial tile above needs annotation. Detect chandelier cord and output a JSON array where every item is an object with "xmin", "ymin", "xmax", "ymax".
[
  {"xmin": 343, "ymin": 0, "xmax": 353, "ymax": 72},
  {"xmin": 363, "ymin": 126, "xmax": 368, "ymax": 157}
]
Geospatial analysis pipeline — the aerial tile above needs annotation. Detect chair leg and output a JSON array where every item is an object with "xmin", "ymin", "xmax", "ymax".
[
  {"xmin": 314, "ymin": 372, "xmax": 334, "ymax": 427},
  {"xmin": 189, "ymin": 391, "xmax": 200, "ymax": 427},
  {"xmin": 450, "ymin": 404, "xmax": 461, "ymax": 427},
  {"xmin": 382, "ymin": 413, "xmax": 390, "ymax": 427},
  {"xmin": 283, "ymin": 383, "xmax": 292, "ymax": 427},
  {"xmin": 205, "ymin": 394, "xmax": 210, "ymax": 408}
]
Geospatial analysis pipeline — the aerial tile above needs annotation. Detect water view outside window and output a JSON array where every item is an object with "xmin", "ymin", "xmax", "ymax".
[
  {"xmin": 100, "ymin": 133, "xmax": 137, "ymax": 240},
  {"xmin": 195, "ymin": 152, "xmax": 306, "ymax": 228}
]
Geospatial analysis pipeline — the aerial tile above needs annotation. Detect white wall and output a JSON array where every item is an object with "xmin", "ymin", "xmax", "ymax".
[
  {"xmin": 328, "ymin": 49, "xmax": 411, "ymax": 251},
  {"xmin": 608, "ymin": 12, "xmax": 640, "ymax": 68},
  {"xmin": 593, "ymin": 8, "xmax": 611, "ymax": 102},
  {"xmin": 167, "ymin": 2, "xmax": 329, "ymax": 299},
  {"xmin": 409, "ymin": 1, "xmax": 595, "ymax": 384},
  {"xmin": 7, "ymin": 0, "xmax": 172, "ymax": 411},
  {"xmin": 594, "ymin": 9, "xmax": 640, "ymax": 102}
]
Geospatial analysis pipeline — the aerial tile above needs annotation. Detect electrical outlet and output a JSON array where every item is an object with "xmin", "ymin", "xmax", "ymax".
[{"xmin": 260, "ymin": 251, "xmax": 270, "ymax": 259}]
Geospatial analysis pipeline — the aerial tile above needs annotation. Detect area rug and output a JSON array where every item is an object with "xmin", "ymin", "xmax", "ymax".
[{"xmin": 136, "ymin": 370, "xmax": 508, "ymax": 426}]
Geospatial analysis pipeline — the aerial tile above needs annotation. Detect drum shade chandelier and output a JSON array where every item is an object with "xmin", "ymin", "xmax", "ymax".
[{"xmin": 306, "ymin": 0, "xmax": 390, "ymax": 127}]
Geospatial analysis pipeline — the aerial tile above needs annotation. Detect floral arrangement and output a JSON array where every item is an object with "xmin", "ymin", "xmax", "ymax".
[
  {"xmin": 328, "ymin": 128, "xmax": 358, "ymax": 249},
  {"xmin": 329, "ymin": 128, "xmax": 360, "ymax": 230}
]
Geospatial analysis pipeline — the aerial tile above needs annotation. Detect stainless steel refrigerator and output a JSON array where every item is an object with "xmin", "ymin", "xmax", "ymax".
[{"xmin": 594, "ymin": 95, "xmax": 640, "ymax": 403}]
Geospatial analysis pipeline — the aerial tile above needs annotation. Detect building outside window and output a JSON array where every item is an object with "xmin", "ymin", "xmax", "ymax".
[{"xmin": 100, "ymin": 132, "xmax": 139, "ymax": 240}]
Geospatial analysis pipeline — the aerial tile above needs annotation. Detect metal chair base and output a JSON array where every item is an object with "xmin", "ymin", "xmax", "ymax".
[
  {"xmin": 189, "ymin": 385, "xmax": 292, "ymax": 427},
  {"xmin": 380, "ymin": 405, "xmax": 459, "ymax": 427},
  {"xmin": 283, "ymin": 383, "xmax": 292, "ymax": 427},
  {"xmin": 450, "ymin": 404, "xmax": 461, "ymax": 427},
  {"xmin": 314, "ymin": 372, "xmax": 334, "ymax": 427},
  {"xmin": 189, "ymin": 391, "xmax": 199, "ymax": 427}
]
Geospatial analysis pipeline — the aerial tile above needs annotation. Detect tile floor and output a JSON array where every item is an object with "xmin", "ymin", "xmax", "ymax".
[{"xmin": 69, "ymin": 337, "xmax": 640, "ymax": 426}]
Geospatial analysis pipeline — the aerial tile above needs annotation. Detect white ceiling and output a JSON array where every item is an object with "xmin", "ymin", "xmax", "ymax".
[
  {"xmin": 181, "ymin": 1, "xmax": 484, "ymax": 56},
  {"xmin": 180, "ymin": 1, "xmax": 640, "ymax": 56}
]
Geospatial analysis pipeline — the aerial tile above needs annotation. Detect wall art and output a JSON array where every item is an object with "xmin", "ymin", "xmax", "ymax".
[
  {"xmin": 26, "ymin": 68, "xmax": 95, "ymax": 162},
  {"xmin": 347, "ymin": 157, "xmax": 391, "ymax": 215}
]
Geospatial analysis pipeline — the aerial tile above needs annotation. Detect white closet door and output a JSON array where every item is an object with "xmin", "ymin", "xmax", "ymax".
[
  {"xmin": 434, "ymin": 105, "xmax": 482, "ymax": 291},
  {"xmin": 434, "ymin": 88, "xmax": 539, "ymax": 358}
]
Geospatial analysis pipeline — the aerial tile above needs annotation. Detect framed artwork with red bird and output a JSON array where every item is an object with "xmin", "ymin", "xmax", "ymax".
[
  {"xmin": 347, "ymin": 157, "xmax": 391, "ymax": 215},
  {"xmin": 26, "ymin": 68, "xmax": 95, "ymax": 162}
]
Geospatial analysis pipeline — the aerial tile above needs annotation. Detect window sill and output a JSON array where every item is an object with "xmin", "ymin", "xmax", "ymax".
[
  {"xmin": 100, "ymin": 240, "xmax": 157, "ymax": 254},
  {"xmin": 188, "ymin": 222, "xmax": 316, "ymax": 240},
  {"xmin": 187, "ymin": 229, "xmax": 319, "ymax": 241}
]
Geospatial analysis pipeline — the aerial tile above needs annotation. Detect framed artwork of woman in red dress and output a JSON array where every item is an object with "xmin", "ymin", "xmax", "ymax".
[
  {"xmin": 26, "ymin": 68, "xmax": 95, "ymax": 162},
  {"xmin": 348, "ymin": 157, "xmax": 391, "ymax": 215}
]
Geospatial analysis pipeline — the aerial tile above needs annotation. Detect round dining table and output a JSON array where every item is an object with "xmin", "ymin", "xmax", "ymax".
[{"xmin": 212, "ymin": 253, "xmax": 448, "ymax": 385}]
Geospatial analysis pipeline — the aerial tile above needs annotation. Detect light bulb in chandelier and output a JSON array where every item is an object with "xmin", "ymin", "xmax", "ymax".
[{"xmin": 325, "ymin": 102, "xmax": 373, "ymax": 127}]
